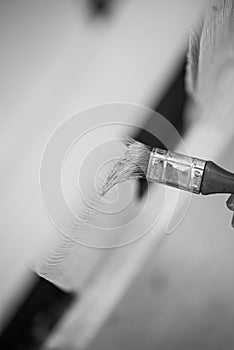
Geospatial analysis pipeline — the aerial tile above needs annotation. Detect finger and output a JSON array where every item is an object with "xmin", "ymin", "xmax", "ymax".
[
  {"xmin": 231, "ymin": 214, "xmax": 234, "ymax": 228},
  {"xmin": 226, "ymin": 194, "xmax": 234, "ymax": 211}
]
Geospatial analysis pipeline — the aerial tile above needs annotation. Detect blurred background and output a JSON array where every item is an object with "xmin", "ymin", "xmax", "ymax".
[{"xmin": 1, "ymin": 1, "xmax": 234, "ymax": 349}]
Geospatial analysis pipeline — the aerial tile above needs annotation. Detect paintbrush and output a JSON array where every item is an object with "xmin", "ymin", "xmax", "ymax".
[{"xmin": 101, "ymin": 137, "xmax": 234, "ymax": 197}]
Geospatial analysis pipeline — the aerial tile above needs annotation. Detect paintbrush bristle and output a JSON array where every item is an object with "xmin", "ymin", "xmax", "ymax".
[{"xmin": 100, "ymin": 137, "xmax": 151, "ymax": 196}]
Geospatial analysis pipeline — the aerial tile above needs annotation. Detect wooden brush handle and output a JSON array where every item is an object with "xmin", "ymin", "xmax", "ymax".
[{"xmin": 201, "ymin": 161, "xmax": 234, "ymax": 195}]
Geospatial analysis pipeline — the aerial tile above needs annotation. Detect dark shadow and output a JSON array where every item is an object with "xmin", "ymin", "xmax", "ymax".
[{"xmin": 0, "ymin": 274, "xmax": 75, "ymax": 350}]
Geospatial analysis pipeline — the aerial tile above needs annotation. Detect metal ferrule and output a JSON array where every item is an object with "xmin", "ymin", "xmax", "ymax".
[{"xmin": 146, "ymin": 148, "xmax": 206, "ymax": 194}]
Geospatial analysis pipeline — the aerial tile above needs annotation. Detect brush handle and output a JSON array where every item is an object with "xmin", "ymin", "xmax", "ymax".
[{"xmin": 201, "ymin": 161, "xmax": 234, "ymax": 195}]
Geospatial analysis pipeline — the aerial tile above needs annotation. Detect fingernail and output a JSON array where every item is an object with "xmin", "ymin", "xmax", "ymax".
[{"xmin": 226, "ymin": 197, "xmax": 234, "ymax": 210}]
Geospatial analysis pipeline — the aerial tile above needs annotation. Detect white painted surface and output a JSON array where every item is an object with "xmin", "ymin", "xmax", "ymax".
[{"xmin": 0, "ymin": 1, "xmax": 205, "ymax": 346}]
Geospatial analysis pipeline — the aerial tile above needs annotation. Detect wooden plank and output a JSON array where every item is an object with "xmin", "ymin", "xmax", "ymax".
[
  {"xmin": 1, "ymin": 0, "xmax": 200, "ymax": 324},
  {"xmin": 46, "ymin": 1, "xmax": 234, "ymax": 349}
]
